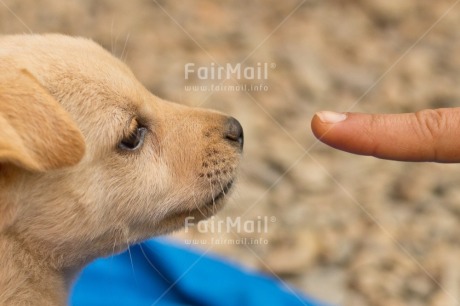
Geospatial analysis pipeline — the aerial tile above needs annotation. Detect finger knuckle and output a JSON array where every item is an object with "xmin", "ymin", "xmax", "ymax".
[{"xmin": 414, "ymin": 109, "xmax": 445, "ymax": 141}]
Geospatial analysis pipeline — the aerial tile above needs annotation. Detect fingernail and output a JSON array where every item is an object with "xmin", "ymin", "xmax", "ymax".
[{"xmin": 316, "ymin": 111, "xmax": 347, "ymax": 123}]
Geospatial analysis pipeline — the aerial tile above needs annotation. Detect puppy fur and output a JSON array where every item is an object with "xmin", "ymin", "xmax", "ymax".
[{"xmin": 0, "ymin": 34, "xmax": 242, "ymax": 305}]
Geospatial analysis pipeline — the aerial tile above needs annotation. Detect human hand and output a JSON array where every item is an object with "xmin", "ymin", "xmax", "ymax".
[{"xmin": 311, "ymin": 108, "xmax": 460, "ymax": 162}]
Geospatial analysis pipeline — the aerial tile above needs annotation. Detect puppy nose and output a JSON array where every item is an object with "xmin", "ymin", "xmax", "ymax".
[{"xmin": 224, "ymin": 117, "xmax": 244, "ymax": 150}]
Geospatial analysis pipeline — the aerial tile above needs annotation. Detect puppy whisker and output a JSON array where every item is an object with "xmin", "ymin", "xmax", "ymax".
[
  {"xmin": 121, "ymin": 32, "xmax": 131, "ymax": 62},
  {"xmin": 206, "ymin": 178, "xmax": 217, "ymax": 215},
  {"xmin": 183, "ymin": 179, "xmax": 205, "ymax": 217},
  {"xmin": 138, "ymin": 244, "xmax": 170, "ymax": 284},
  {"xmin": 217, "ymin": 177, "xmax": 227, "ymax": 198},
  {"xmin": 111, "ymin": 228, "xmax": 120, "ymax": 259},
  {"xmin": 110, "ymin": 18, "xmax": 115, "ymax": 54},
  {"xmin": 191, "ymin": 186, "xmax": 206, "ymax": 218},
  {"xmin": 124, "ymin": 233, "xmax": 138, "ymax": 286}
]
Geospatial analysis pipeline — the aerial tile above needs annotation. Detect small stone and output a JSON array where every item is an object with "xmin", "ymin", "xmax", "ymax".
[{"xmin": 263, "ymin": 230, "xmax": 318, "ymax": 275}]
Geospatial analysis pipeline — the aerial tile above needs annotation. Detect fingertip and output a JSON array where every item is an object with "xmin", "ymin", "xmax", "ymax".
[
  {"xmin": 315, "ymin": 111, "xmax": 347, "ymax": 124},
  {"xmin": 311, "ymin": 111, "xmax": 347, "ymax": 141},
  {"xmin": 311, "ymin": 111, "xmax": 374, "ymax": 156},
  {"xmin": 311, "ymin": 113, "xmax": 324, "ymax": 140}
]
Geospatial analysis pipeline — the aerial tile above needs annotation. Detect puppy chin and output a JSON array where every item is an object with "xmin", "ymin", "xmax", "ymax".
[{"xmin": 158, "ymin": 187, "xmax": 232, "ymax": 235}]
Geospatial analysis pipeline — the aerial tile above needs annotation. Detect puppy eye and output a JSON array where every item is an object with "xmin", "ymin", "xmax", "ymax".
[{"xmin": 119, "ymin": 126, "xmax": 147, "ymax": 151}]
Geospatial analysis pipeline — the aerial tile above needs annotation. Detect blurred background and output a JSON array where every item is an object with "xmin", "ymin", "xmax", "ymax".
[{"xmin": 2, "ymin": 1, "xmax": 460, "ymax": 305}]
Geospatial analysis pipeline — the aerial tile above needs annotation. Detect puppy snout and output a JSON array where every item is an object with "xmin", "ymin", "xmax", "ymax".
[{"xmin": 224, "ymin": 117, "xmax": 244, "ymax": 150}]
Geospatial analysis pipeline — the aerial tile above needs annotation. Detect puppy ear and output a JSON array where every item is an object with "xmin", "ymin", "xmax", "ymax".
[{"xmin": 0, "ymin": 69, "xmax": 85, "ymax": 173}]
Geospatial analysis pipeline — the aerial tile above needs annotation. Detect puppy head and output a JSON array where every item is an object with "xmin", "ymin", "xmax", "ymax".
[{"xmin": 0, "ymin": 34, "xmax": 243, "ymax": 268}]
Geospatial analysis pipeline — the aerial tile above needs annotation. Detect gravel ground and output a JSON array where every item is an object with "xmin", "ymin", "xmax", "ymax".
[{"xmin": 2, "ymin": 1, "xmax": 460, "ymax": 305}]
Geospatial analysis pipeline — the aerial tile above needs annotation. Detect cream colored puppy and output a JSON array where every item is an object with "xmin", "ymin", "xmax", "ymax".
[{"xmin": 0, "ymin": 34, "xmax": 243, "ymax": 305}]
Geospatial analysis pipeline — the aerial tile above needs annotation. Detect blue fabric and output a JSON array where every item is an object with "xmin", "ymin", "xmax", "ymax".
[{"xmin": 71, "ymin": 239, "xmax": 328, "ymax": 306}]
